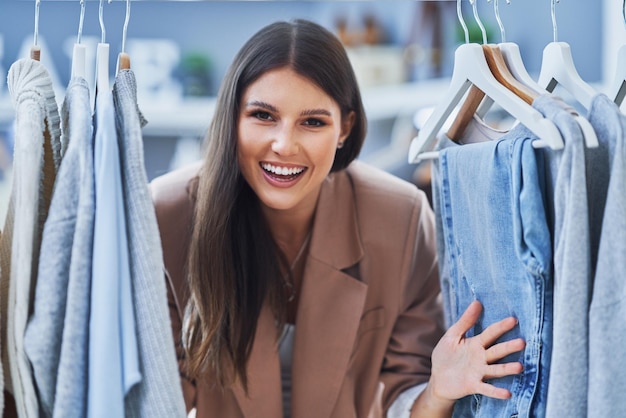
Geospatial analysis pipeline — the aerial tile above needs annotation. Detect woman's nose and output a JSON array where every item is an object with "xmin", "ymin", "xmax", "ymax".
[{"xmin": 271, "ymin": 127, "xmax": 299, "ymax": 156}]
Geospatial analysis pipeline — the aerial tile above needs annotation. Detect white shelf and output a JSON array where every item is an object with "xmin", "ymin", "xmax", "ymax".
[{"xmin": 0, "ymin": 78, "xmax": 451, "ymax": 138}]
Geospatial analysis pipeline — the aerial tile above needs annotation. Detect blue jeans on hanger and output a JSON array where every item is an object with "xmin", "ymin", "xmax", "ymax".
[{"xmin": 437, "ymin": 125, "xmax": 552, "ymax": 418}]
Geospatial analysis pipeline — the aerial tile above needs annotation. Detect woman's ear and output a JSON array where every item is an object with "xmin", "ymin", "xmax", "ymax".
[{"xmin": 339, "ymin": 111, "xmax": 356, "ymax": 146}]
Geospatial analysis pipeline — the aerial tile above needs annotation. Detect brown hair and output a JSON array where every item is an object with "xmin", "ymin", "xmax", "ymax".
[{"xmin": 184, "ymin": 19, "xmax": 367, "ymax": 391}]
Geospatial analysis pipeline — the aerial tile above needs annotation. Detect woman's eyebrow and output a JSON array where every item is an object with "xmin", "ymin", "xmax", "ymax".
[
  {"xmin": 245, "ymin": 100, "xmax": 278, "ymax": 113},
  {"xmin": 300, "ymin": 108, "xmax": 331, "ymax": 117},
  {"xmin": 246, "ymin": 100, "xmax": 332, "ymax": 117}
]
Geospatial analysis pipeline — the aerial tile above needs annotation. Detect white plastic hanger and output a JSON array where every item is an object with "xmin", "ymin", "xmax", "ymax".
[
  {"xmin": 613, "ymin": 47, "xmax": 626, "ymax": 106},
  {"xmin": 408, "ymin": 0, "xmax": 564, "ymax": 163},
  {"xmin": 95, "ymin": 0, "xmax": 111, "ymax": 96},
  {"xmin": 493, "ymin": 0, "xmax": 598, "ymax": 148},
  {"xmin": 538, "ymin": 0, "xmax": 596, "ymax": 110},
  {"xmin": 448, "ymin": 0, "xmax": 538, "ymax": 140},
  {"xmin": 116, "ymin": 0, "xmax": 131, "ymax": 73},
  {"xmin": 71, "ymin": 0, "xmax": 86, "ymax": 79},
  {"xmin": 612, "ymin": 0, "xmax": 626, "ymax": 106}
]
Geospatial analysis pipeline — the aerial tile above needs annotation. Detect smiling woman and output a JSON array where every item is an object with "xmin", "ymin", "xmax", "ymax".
[
  {"xmin": 237, "ymin": 67, "xmax": 353, "ymax": 214},
  {"xmin": 149, "ymin": 18, "xmax": 525, "ymax": 418}
]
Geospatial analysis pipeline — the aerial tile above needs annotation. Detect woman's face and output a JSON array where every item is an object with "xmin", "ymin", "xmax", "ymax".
[{"xmin": 237, "ymin": 67, "xmax": 352, "ymax": 214}]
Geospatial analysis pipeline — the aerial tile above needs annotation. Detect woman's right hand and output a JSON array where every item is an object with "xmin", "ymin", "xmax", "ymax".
[{"xmin": 411, "ymin": 300, "xmax": 526, "ymax": 417}]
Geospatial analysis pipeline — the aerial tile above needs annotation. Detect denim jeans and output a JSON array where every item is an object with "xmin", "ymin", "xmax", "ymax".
[
  {"xmin": 431, "ymin": 116, "xmax": 504, "ymax": 328},
  {"xmin": 437, "ymin": 125, "xmax": 552, "ymax": 418}
]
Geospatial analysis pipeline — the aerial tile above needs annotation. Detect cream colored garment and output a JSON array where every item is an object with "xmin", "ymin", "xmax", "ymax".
[
  {"xmin": 0, "ymin": 198, "xmax": 12, "ymax": 413},
  {"xmin": 2, "ymin": 57, "xmax": 61, "ymax": 418}
]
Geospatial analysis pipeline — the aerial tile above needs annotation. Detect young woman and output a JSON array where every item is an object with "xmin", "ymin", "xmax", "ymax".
[{"xmin": 150, "ymin": 19, "xmax": 525, "ymax": 418}]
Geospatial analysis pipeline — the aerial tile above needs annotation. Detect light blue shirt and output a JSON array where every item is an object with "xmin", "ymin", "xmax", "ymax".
[{"xmin": 88, "ymin": 88, "xmax": 141, "ymax": 418}]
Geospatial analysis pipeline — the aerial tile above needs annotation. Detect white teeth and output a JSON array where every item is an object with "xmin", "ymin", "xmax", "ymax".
[{"xmin": 261, "ymin": 163, "xmax": 305, "ymax": 176}]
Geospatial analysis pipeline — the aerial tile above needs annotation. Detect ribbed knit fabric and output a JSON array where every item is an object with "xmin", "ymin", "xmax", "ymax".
[
  {"xmin": 540, "ymin": 95, "xmax": 592, "ymax": 418},
  {"xmin": 23, "ymin": 76, "xmax": 94, "ymax": 418},
  {"xmin": 587, "ymin": 94, "xmax": 626, "ymax": 416},
  {"xmin": 3, "ymin": 57, "xmax": 62, "ymax": 418},
  {"xmin": 113, "ymin": 69, "xmax": 186, "ymax": 418}
]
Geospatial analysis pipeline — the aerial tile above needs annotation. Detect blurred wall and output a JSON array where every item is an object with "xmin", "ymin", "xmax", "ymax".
[{"xmin": 0, "ymin": 0, "xmax": 605, "ymax": 96}]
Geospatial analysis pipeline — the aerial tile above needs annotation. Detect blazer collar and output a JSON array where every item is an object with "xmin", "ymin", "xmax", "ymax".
[{"xmin": 232, "ymin": 169, "xmax": 369, "ymax": 418}]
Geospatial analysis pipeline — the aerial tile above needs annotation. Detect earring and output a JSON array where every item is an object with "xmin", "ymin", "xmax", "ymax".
[{"xmin": 337, "ymin": 141, "xmax": 344, "ymax": 149}]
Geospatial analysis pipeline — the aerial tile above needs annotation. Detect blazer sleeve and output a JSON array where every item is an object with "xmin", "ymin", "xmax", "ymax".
[
  {"xmin": 380, "ymin": 190, "xmax": 445, "ymax": 412},
  {"xmin": 165, "ymin": 269, "xmax": 198, "ymax": 412}
]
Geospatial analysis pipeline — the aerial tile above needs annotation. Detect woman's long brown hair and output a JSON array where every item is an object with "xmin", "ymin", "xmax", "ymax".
[{"xmin": 183, "ymin": 19, "xmax": 367, "ymax": 391}]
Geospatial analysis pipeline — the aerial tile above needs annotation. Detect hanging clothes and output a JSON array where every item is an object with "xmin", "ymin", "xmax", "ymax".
[
  {"xmin": 586, "ymin": 94, "xmax": 626, "ymax": 416},
  {"xmin": 111, "ymin": 69, "xmax": 186, "ymax": 418},
  {"xmin": 430, "ymin": 116, "xmax": 506, "ymax": 328},
  {"xmin": 436, "ymin": 122, "xmax": 552, "ymax": 418},
  {"xmin": 23, "ymin": 76, "xmax": 94, "ymax": 418},
  {"xmin": 88, "ymin": 85, "xmax": 141, "ymax": 418},
  {"xmin": 539, "ymin": 94, "xmax": 594, "ymax": 418},
  {"xmin": 2, "ymin": 57, "xmax": 62, "ymax": 418}
]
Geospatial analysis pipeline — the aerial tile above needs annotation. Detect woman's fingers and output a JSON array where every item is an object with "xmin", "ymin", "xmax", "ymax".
[
  {"xmin": 479, "ymin": 316, "xmax": 519, "ymax": 348},
  {"xmin": 486, "ymin": 338, "xmax": 526, "ymax": 364},
  {"xmin": 476, "ymin": 382, "xmax": 512, "ymax": 400},
  {"xmin": 432, "ymin": 300, "xmax": 527, "ymax": 402},
  {"xmin": 447, "ymin": 300, "xmax": 483, "ymax": 337},
  {"xmin": 483, "ymin": 361, "xmax": 524, "ymax": 380}
]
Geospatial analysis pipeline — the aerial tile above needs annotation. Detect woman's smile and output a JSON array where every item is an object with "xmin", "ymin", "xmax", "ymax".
[
  {"xmin": 237, "ymin": 67, "xmax": 349, "ymax": 213},
  {"xmin": 260, "ymin": 162, "xmax": 308, "ymax": 188}
]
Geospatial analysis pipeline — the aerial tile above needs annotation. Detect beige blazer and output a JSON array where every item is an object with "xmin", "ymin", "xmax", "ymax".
[{"xmin": 150, "ymin": 160, "xmax": 444, "ymax": 418}]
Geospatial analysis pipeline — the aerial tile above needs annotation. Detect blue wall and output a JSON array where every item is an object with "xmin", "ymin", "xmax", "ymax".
[{"xmin": 0, "ymin": 0, "xmax": 604, "ymax": 94}]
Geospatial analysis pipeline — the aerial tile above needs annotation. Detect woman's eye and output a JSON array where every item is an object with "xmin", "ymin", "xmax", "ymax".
[
  {"xmin": 303, "ymin": 118, "xmax": 326, "ymax": 127},
  {"xmin": 252, "ymin": 111, "xmax": 273, "ymax": 121}
]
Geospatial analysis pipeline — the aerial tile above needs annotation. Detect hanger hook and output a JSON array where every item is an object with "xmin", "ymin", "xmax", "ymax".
[
  {"xmin": 457, "ymin": 0, "xmax": 470, "ymax": 44},
  {"xmin": 551, "ymin": 0, "xmax": 560, "ymax": 42},
  {"xmin": 77, "ymin": 0, "xmax": 86, "ymax": 44},
  {"xmin": 488, "ymin": 0, "xmax": 510, "ymax": 43},
  {"xmin": 122, "ymin": 0, "xmax": 131, "ymax": 54},
  {"xmin": 469, "ymin": 0, "xmax": 488, "ymax": 44},
  {"xmin": 99, "ymin": 0, "xmax": 106, "ymax": 43},
  {"xmin": 623, "ymin": 0, "xmax": 626, "ymax": 30},
  {"xmin": 33, "ymin": 0, "xmax": 41, "ymax": 47},
  {"xmin": 99, "ymin": 0, "xmax": 113, "ymax": 43}
]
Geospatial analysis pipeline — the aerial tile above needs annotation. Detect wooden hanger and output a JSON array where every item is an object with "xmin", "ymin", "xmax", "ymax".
[
  {"xmin": 409, "ymin": 47, "xmax": 565, "ymax": 162},
  {"xmin": 117, "ymin": 0, "xmax": 132, "ymax": 72},
  {"xmin": 410, "ymin": 0, "xmax": 562, "ymax": 161},
  {"xmin": 439, "ymin": 0, "xmax": 536, "ymax": 143},
  {"xmin": 446, "ymin": 44, "xmax": 538, "ymax": 142},
  {"xmin": 30, "ymin": 0, "xmax": 41, "ymax": 61},
  {"xmin": 462, "ymin": 0, "xmax": 598, "ymax": 149},
  {"xmin": 448, "ymin": 0, "xmax": 532, "ymax": 142}
]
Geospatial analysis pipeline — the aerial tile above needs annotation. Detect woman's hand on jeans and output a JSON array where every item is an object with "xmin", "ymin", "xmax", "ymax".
[{"xmin": 410, "ymin": 300, "xmax": 525, "ymax": 417}]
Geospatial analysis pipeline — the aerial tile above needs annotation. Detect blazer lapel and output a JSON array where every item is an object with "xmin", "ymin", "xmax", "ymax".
[
  {"xmin": 234, "ymin": 170, "xmax": 366, "ymax": 418},
  {"xmin": 292, "ymin": 171, "xmax": 368, "ymax": 418},
  {"xmin": 232, "ymin": 303, "xmax": 283, "ymax": 418}
]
